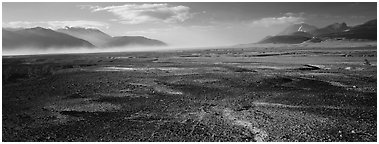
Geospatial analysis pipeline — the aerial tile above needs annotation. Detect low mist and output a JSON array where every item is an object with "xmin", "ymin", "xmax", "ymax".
[{"xmin": 1, "ymin": 45, "xmax": 229, "ymax": 56}]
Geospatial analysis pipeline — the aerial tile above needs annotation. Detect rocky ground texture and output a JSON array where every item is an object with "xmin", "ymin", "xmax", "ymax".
[{"xmin": 2, "ymin": 45, "xmax": 377, "ymax": 141}]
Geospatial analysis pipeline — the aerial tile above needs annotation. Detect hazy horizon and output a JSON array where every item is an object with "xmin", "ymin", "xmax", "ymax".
[
  {"xmin": 3, "ymin": 2, "xmax": 377, "ymax": 47},
  {"xmin": 2, "ymin": 45, "xmax": 232, "ymax": 56}
]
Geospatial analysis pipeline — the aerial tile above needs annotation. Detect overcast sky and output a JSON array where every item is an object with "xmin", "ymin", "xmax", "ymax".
[{"xmin": 2, "ymin": 2, "xmax": 377, "ymax": 47}]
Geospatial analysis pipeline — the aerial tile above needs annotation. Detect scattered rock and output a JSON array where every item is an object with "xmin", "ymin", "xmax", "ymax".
[
  {"xmin": 234, "ymin": 68, "xmax": 256, "ymax": 73},
  {"xmin": 364, "ymin": 59, "xmax": 371, "ymax": 66},
  {"xmin": 298, "ymin": 64, "xmax": 324, "ymax": 71},
  {"xmin": 221, "ymin": 108, "xmax": 268, "ymax": 142},
  {"xmin": 236, "ymin": 105, "xmax": 255, "ymax": 111}
]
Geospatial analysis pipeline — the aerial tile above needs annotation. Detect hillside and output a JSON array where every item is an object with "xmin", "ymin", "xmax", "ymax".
[
  {"xmin": 312, "ymin": 22, "xmax": 350, "ymax": 36},
  {"xmin": 257, "ymin": 35, "xmax": 311, "ymax": 44},
  {"xmin": 105, "ymin": 36, "xmax": 167, "ymax": 47},
  {"xmin": 319, "ymin": 19, "xmax": 377, "ymax": 40},
  {"xmin": 2, "ymin": 27, "xmax": 95, "ymax": 49},
  {"xmin": 56, "ymin": 27, "xmax": 167, "ymax": 48},
  {"xmin": 278, "ymin": 23, "xmax": 318, "ymax": 35},
  {"xmin": 56, "ymin": 27, "xmax": 113, "ymax": 47},
  {"xmin": 256, "ymin": 19, "xmax": 377, "ymax": 44}
]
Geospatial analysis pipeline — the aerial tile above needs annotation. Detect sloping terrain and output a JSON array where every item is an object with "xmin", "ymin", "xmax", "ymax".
[
  {"xmin": 319, "ymin": 19, "xmax": 377, "ymax": 40},
  {"xmin": 56, "ymin": 27, "xmax": 113, "ymax": 47},
  {"xmin": 105, "ymin": 36, "xmax": 167, "ymax": 48},
  {"xmin": 257, "ymin": 35, "xmax": 311, "ymax": 44},
  {"xmin": 2, "ymin": 27, "xmax": 95, "ymax": 49},
  {"xmin": 256, "ymin": 19, "xmax": 376, "ymax": 44},
  {"xmin": 278, "ymin": 23, "xmax": 318, "ymax": 35},
  {"xmin": 56, "ymin": 27, "xmax": 167, "ymax": 47},
  {"xmin": 311, "ymin": 22, "xmax": 349, "ymax": 36},
  {"xmin": 3, "ymin": 27, "xmax": 168, "ymax": 49}
]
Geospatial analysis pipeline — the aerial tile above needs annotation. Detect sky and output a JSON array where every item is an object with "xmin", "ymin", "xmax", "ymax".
[{"xmin": 2, "ymin": 2, "xmax": 377, "ymax": 47}]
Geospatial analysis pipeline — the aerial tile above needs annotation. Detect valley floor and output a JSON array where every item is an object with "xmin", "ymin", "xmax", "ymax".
[{"xmin": 2, "ymin": 45, "xmax": 377, "ymax": 142}]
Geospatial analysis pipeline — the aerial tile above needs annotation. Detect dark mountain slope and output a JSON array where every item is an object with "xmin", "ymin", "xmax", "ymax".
[
  {"xmin": 311, "ymin": 22, "xmax": 350, "ymax": 36},
  {"xmin": 56, "ymin": 27, "xmax": 167, "ymax": 48},
  {"xmin": 105, "ymin": 36, "xmax": 167, "ymax": 47},
  {"xmin": 56, "ymin": 27, "xmax": 113, "ymax": 47},
  {"xmin": 2, "ymin": 27, "xmax": 95, "ymax": 49},
  {"xmin": 278, "ymin": 23, "xmax": 318, "ymax": 35},
  {"xmin": 257, "ymin": 35, "xmax": 311, "ymax": 44},
  {"xmin": 319, "ymin": 19, "xmax": 377, "ymax": 40},
  {"xmin": 256, "ymin": 19, "xmax": 377, "ymax": 44}
]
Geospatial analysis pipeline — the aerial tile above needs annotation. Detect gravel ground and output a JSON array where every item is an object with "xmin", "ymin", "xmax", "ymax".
[{"xmin": 2, "ymin": 45, "xmax": 376, "ymax": 142}]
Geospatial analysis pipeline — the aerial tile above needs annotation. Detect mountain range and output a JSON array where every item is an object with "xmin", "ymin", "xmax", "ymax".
[
  {"xmin": 258, "ymin": 19, "xmax": 377, "ymax": 44},
  {"xmin": 56, "ymin": 27, "xmax": 167, "ymax": 48},
  {"xmin": 3, "ymin": 27, "xmax": 95, "ymax": 49},
  {"xmin": 2, "ymin": 19, "xmax": 377, "ymax": 49},
  {"xmin": 2, "ymin": 27, "xmax": 167, "ymax": 49},
  {"xmin": 278, "ymin": 23, "xmax": 318, "ymax": 36}
]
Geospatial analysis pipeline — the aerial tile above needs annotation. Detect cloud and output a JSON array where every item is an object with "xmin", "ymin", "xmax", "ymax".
[
  {"xmin": 81, "ymin": 4, "xmax": 192, "ymax": 24},
  {"xmin": 123, "ymin": 25, "xmax": 215, "ymax": 36},
  {"xmin": 250, "ymin": 13, "xmax": 305, "ymax": 27},
  {"xmin": 3, "ymin": 20, "xmax": 109, "ymax": 29}
]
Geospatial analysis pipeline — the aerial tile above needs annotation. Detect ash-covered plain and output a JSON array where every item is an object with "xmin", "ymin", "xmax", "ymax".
[{"xmin": 2, "ymin": 44, "xmax": 377, "ymax": 142}]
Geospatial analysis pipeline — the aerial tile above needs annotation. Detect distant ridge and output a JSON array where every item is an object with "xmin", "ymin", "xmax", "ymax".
[
  {"xmin": 278, "ymin": 23, "xmax": 318, "ymax": 35},
  {"xmin": 311, "ymin": 22, "xmax": 349, "ymax": 36},
  {"xmin": 56, "ymin": 27, "xmax": 113, "ymax": 47},
  {"xmin": 2, "ymin": 27, "xmax": 95, "ymax": 49},
  {"xmin": 319, "ymin": 19, "xmax": 377, "ymax": 40},
  {"xmin": 257, "ymin": 19, "xmax": 377, "ymax": 44},
  {"xmin": 105, "ymin": 36, "xmax": 167, "ymax": 47},
  {"xmin": 56, "ymin": 27, "xmax": 167, "ymax": 48},
  {"xmin": 257, "ymin": 35, "xmax": 311, "ymax": 44},
  {"xmin": 3, "ymin": 26, "xmax": 168, "ymax": 49}
]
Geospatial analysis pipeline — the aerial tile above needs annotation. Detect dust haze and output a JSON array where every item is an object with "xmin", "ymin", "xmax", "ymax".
[
  {"xmin": 2, "ymin": 2, "xmax": 377, "ymax": 142},
  {"xmin": 2, "ymin": 45, "xmax": 222, "ymax": 56}
]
